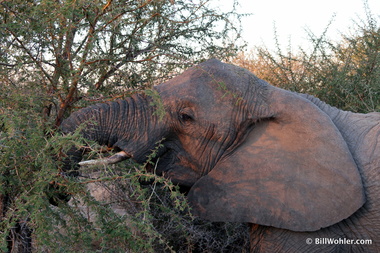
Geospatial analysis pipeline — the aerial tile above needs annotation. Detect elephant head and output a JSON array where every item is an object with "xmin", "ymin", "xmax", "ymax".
[{"xmin": 61, "ymin": 59, "xmax": 365, "ymax": 232}]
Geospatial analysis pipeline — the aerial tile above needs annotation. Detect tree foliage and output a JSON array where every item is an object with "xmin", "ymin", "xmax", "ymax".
[
  {"xmin": 1, "ymin": 0, "xmax": 244, "ymax": 126},
  {"xmin": 233, "ymin": 5, "xmax": 380, "ymax": 113}
]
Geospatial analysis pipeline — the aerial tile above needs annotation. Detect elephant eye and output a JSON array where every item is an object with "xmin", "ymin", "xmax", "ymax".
[
  {"xmin": 180, "ymin": 113, "xmax": 193, "ymax": 122},
  {"xmin": 179, "ymin": 108, "xmax": 194, "ymax": 123}
]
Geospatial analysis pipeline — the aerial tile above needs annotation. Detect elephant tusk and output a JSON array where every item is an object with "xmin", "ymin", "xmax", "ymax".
[{"xmin": 79, "ymin": 151, "xmax": 131, "ymax": 167}]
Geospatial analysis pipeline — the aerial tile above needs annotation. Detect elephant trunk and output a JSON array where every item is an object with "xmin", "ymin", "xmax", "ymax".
[{"xmin": 60, "ymin": 93, "xmax": 163, "ymax": 172}]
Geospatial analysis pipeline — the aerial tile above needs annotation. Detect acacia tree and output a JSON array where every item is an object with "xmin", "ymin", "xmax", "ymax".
[
  {"xmin": 0, "ymin": 1, "xmax": 248, "ymax": 252},
  {"xmin": 1, "ymin": 0, "xmax": 244, "ymax": 126}
]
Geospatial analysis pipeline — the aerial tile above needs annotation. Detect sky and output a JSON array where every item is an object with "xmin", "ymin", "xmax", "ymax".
[{"xmin": 221, "ymin": 0, "xmax": 380, "ymax": 52}]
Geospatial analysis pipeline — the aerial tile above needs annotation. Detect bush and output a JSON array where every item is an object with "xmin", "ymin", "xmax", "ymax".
[{"xmin": 233, "ymin": 5, "xmax": 380, "ymax": 113}]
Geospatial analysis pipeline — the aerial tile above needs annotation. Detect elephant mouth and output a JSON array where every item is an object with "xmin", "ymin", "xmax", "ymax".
[
  {"xmin": 79, "ymin": 145, "xmax": 197, "ymax": 190},
  {"xmin": 145, "ymin": 148, "xmax": 175, "ymax": 175},
  {"xmin": 144, "ymin": 149, "xmax": 199, "ymax": 189}
]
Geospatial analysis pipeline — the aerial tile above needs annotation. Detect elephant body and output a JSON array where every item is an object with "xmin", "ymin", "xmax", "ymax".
[{"xmin": 61, "ymin": 59, "xmax": 380, "ymax": 252}]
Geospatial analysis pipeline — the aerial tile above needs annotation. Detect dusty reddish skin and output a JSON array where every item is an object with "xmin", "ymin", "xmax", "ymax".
[{"xmin": 61, "ymin": 59, "xmax": 380, "ymax": 252}]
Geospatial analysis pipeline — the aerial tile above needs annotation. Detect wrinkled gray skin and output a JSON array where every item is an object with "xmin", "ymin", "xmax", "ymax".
[{"xmin": 61, "ymin": 59, "xmax": 380, "ymax": 252}]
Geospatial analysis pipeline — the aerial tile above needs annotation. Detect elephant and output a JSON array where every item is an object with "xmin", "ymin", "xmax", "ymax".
[{"xmin": 60, "ymin": 59, "xmax": 380, "ymax": 252}]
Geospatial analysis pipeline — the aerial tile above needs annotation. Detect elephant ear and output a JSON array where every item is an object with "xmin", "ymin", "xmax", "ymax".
[{"xmin": 188, "ymin": 87, "xmax": 365, "ymax": 232}]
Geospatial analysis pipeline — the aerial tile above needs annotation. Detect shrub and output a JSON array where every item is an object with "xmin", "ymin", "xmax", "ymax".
[{"xmin": 233, "ymin": 5, "xmax": 380, "ymax": 113}]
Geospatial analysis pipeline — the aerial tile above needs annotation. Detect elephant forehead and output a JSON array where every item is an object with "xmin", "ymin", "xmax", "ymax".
[
  {"xmin": 157, "ymin": 89, "xmax": 221, "ymax": 118},
  {"xmin": 157, "ymin": 70, "xmax": 242, "ymax": 108},
  {"xmin": 159, "ymin": 72, "xmax": 216, "ymax": 96},
  {"xmin": 156, "ymin": 59, "xmax": 267, "ymax": 105}
]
